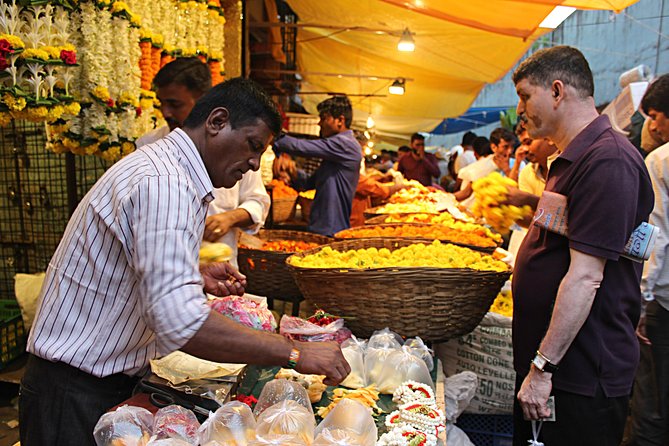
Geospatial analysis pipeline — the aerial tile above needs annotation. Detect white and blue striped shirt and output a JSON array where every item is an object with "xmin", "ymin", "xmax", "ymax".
[{"xmin": 28, "ymin": 129, "xmax": 214, "ymax": 377}]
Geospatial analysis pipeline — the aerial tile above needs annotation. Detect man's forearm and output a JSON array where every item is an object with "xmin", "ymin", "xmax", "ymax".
[
  {"xmin": 537, "ymin": 249, "xmax": 605, "ymax": 364},
  {"xmin": 227, "ymin": 208, "xmax": 253, "ymax": 229},
  {"xmin": 182, "ymin": 311, "xmax": 292, "ymax": 365}
]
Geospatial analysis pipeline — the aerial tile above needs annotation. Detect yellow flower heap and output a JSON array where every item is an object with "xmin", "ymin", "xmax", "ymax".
[
  {"xmin": 384, "ymin": 212, "xmax": 502, "ymax": 244},
  {"xmin": 489, "ymin": 289, "xmax": 513, "ymax": 317},
  {"xmin": 289, "ymin": 240, "xmax": 508, "ymax": 272},
  {"xmin": 471, "ymin": 172, "xmax": 533, "ymax": 235}
]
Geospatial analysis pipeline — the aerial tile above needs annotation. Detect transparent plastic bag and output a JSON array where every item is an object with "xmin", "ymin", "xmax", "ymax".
[
  {"xmin": 152, "ymin": 405, "xmax": 200, "ymax": 445},
  {"xmin": 314, "ymin": 399, "xmax": 377, "ymax": 446},
  {"xmin": 374, "ymin": 346, "xmax": 434, "ymax": 394},
  {"xmin": 367, "ymin": 328, "xmax": 403, "ymax": 349},
  {"xmin": 208, "ymin": 295, "xmax": 277, "ymax": 332},
  {"xmin": 146, "ymin": 439, "xmax": 193, "ymax": 446},
  {"xmin": 364, "ymin": 345, "xmax": 398, "ymax": 386},
  {"xmin": 93, "ymin": 405, "xmax": 153, "ymax": 446},
  {"xmin": 404, "ymin": 336, "xmax": 434, "ymax": 371},
  {"xmin": 198, "ymin": 401, "xmax": 256, "ymax": 446},
  {"xmin": 313, "ymin": 428, "xmax": 370, "ymax": 445},
  {"xmin": 339, "ymin": 336, "xmax": 366, "ymax": 389},
  {"xmin": 248, "ymin": 434, "xmax": 308, "ymax": 445},
  {"xmin": 254, "ymin": 378, "xmax": 313, "ymax": 417},
  {"xmin": 255, "ymin": 400, "xmax": 316, "ymax": 445},
  {"xmin": 279, "ymin": 315, "xmax": 351, "ymax": 343}
]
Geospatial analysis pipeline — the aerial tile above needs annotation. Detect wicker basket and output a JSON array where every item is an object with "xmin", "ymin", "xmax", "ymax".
[
  {"xmin": 272, "ymin": 196, "xmax": 298, "ymax": 223},
  {"xmin": 238, "ymin": 229, "xmax": 331, "ymax": 297},
  {"xmin": 287, "ymin": 239, "xmax": 511, "ymax": 342},
  {"xmin": 334, "ymin": 223, "xmax": 499, "ymax": 254}
]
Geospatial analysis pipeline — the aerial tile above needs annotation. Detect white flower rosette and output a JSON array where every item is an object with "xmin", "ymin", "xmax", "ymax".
[
  {"xmin": 384, "ymin": 402, "xmax": 445, "ymax": 437},
  {"xmin": 376, "ymin": 425, "xmax": 437, "ymax": 446},
  {"xmin": 392, "ymin": 380, "xmax": 436, "ymax": 407}
]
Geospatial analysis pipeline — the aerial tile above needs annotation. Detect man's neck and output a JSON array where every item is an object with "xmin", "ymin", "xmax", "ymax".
[{"xmin": 551, "ymin": 103, "xmax": 599, "ymax": 152}]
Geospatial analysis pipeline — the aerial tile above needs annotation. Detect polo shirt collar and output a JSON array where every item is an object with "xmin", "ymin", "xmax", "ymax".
[
  {"xmin": 165, "ymin": 128, "xmax": 215, "ymax": 204},
  {"xmin": 559, "ymin": 114, "xmax": 612, "ymax": 163}
]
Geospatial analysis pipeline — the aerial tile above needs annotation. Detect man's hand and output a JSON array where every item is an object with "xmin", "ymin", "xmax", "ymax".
[
  {"xmin": 517, "ymin": 367, "xmax": 553, "ymax": 420},
  {"xmin": 515, "ymin": 146, "xmax": 529, "ymax": 164},
  {"xmin": 294, "ymin": 341, "xmax": 352, "ymax": 386},
  {"xmin": 203, "ymin": 212, "xmax": 237, "ymax": 242},
  {"xmin": 636, "ymin": 313, "xmax": 651, "ymax": 345},
  {"xmin": 506, "ymin": 186, "xmax": 540, "ymax": 210},
  {"xmin": 411, "ymin": 149, "xmax": 424, "ymax": 161},
  {"xmin": 200, "ymin": 262, "xmax": 247, "ymax": 296},
  {"xmin": 493, "ymin": 152, "xmax": 511, "ymax": 174}
]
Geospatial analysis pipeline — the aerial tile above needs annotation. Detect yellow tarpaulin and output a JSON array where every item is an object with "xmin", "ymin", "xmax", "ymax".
[{"xmin": 284, "ymin": 0, "xmax": 638, "ymax": 136}]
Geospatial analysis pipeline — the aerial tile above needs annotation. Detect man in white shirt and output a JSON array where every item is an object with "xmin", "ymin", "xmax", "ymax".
[
  {"xmin": 20, "ymin": 78, "xmax": 350, "ymax": 446},
  {"xmin": 453, "ymin": 131, "xmax": 478, "ymax": 175},
  {"xmin": 136, "ymin": 58, "xmax": 269, "ymax": 268}
]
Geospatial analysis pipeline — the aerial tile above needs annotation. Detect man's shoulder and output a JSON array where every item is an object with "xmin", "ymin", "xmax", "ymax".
[
  {"xmin": 646, "ymin": 142, "xmax": 669, "ymax": 164},
  {"xmin": 136, "ymin": 126, "xmax": 170, "ymax": 148}
]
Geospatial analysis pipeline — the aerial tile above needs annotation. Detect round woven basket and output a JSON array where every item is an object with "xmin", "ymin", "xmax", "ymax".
[
  {"xmin": 334, "ymin": 223, "xmax": 499, "ymax": 254},
  {"xmin": 238, "ymin": 229, "xmax": 331, "ymax": 298},
  {"xmin": 287, "ymin": 239, "xmax": 511, "ymax": 342},
  {"xmin": 272, "ymin": 196, "xmax": 298, "ymax": 223},
  {"xmin": 297, "ymin": 196, "xmax": 313, "ymax": 223}
]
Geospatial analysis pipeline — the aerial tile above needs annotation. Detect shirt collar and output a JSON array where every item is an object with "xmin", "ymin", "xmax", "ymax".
[
  {"xmin": 164, "ymin": 128, "xmax": 215, "ymax": 203},
  {"xmin": 558, "ymin": 114, "xmax": 612, "ymax": 163}
]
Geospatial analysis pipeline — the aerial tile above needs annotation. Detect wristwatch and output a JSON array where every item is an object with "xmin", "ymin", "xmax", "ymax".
[{"xmin": 532, "ymin": 350, "xmax": 559, "ymax": 373}]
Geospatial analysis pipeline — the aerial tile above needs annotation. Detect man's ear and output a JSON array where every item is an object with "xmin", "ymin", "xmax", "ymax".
[{"xmin": 205, "ymin": 107, "xmax": 230, "ymax": 135}]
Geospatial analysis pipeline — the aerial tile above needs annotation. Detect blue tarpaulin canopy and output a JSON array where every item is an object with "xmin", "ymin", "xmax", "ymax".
[{"xmin": 430, "ymin": 106, "xmax": 513, "ymax": 135}]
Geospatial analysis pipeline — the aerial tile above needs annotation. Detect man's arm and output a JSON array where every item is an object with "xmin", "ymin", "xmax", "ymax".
[
  {"xmin": 203, "ymin": 208, "xmax": 253, "ymax": 242},
  {"xmin": 423, "ymin": 154, "xmax": 442, "ymax": 179},
  {"xmin": 508, "ymin": 147, "xmax": 528, "ymax": 182},
  {"xmin": 274, "ymin": 134, "xmax": 359, "ymax": 163},
  {"xmin": 182, "ymin": 311, "xmax": 351, "ymax": 385},
  {"xmin": 517, "ymin": 248, "xmax": 605, "ymax": 420}
]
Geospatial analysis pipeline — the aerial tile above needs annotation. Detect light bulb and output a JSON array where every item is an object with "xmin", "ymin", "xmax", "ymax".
[
  {"xmin": 366, "ymin": 115, "xmax": 375, "ymax": 129},
  {"xmin": 397, "ymin": 28, "xmax": 415, "ymax": 52}
]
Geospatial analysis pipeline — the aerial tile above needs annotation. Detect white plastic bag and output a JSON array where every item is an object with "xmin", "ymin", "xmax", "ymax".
[
  {"xmin": 314, "ymin": 399, "xmax": 377, "ymax": 446},
  {"xmin": 255, "ymin": 400, "xmax": 316, "ymax": 445},
  {"xmin": 248, "ymin": 434, "xmax": 308, "ymax": 445},
  {"xmin": 364, "ymin": 345, "xmax": 398, "ymax": 386},
  {"xmin": 313, "ymin": 428, "xmax": 370, "ymax": 445},
  {"xmin": 254, "ymin": 379, "xmax": 313, "ymax": 417},
  {"xmin": 93, "ymin": 405, "xmax": 153, "ymax": 446},
  {"xmin": 374, "ymin": 346, "xmax": 434, "ymax": 394},
  {"xmin": 146, "ymin": 439, "xmax": 193, "ymax": 446},
  {"xmin": 339, "ymin": 336, "xmax": 367, "ymax": 389},
  {"xmin": 198, "ymin": 401, "xmax": 256, "ymax": 446},
  {"xmin": 404, "ymin": 336, "xmax": 434, "ymax": 371},
  {"xmin": 152, "ymin": 405, "xmax": 199, "ymax": 445},
  {"xmin": 367, "ymin": 328, "xmax": 403, "ymax": 349},
  {"xmin": 443, "ymin": 371, "xmax": 479, "ymax": 446}
]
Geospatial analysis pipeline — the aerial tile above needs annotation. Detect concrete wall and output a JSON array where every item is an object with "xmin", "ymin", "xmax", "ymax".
[{"xmin": 427, "ymin": 0, "xmax": 669, "ymax": 148}]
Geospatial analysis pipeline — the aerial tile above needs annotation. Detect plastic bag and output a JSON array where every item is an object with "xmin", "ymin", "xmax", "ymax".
[
  {"xmin": 339, "ymin": 336, "xmax": 366, "ymax": 389},
  {"xmin": 444, "ymin": 371, "xmax": 478, "ymax": 422},
  {"xmin": 446, "ymin": 424, "xmax": 475, "ymax": 446},
  {"xmin": 254, "ymin": 379, "xmax": 313, "ymax": 417},
  {"xmin": 374, "ymin": 346, "xmax": 434, "ymax": 394},
  {"xmin": 146, "ymin": 439, "xmax": 193, "ymax": 446},
  {"xmin": 94, "ymin": 405, "xmax": 153, "ymax": 446},
  {"xmin": 314, "ymin": 399, "xmax": 376, "ymax": 446},
  {"xmin": 404, "ymin": 336, "xmax": 434, "ymax": 371},
  {"xmin": 152, "ymin": 405, "xmax": 200, "ymax": 445},
  {"xmin": 248, "ymin": 434, "xmax": 308, "ymax": 445},
  {"xmin": 364, "ymin": 345, "xmax": 398, "ymax": 387},
  {"xmin": 208, "ymin": 295, "xmax": 277, "ymax": 332},
  {"xmin": 313, "ymin": 428, "xmax": 370, "ymax": 445},
  {"xmin": 198, "ymin": 401, "xmax": 256, "ymax": 446},
  {"xmin": 279, "ymin": 315, "xmax": 351, "ymax": 343},
  {"xmin": 255, "ymin": 400, "xmax": 316, "ymax": 445},
  {"xmin": 367, "ymin": 328, "xmax": 403, "ymax": 349}
]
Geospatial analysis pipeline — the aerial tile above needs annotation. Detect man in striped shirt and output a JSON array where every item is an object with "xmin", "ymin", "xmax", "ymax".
[{"xmin": 20, "ymin": 78, "xmax": 350, "ymax": 446}]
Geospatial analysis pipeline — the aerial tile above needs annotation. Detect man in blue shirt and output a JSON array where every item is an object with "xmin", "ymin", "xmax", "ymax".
[{"xmin": 273, "ymin": 96, "xmax": 361, "ymax": 236}]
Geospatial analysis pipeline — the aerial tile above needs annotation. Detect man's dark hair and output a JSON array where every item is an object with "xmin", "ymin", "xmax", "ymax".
[
  {"xmin": 462, "ymin": 131, "xmax": 477, "ymax": 146},
  {"xmin": 410, "ymin": 133, "xmax": 425, "ymax": 143},
  {"xmin": 512, "ymin": 46, "xmax": 594, "ymax": 99},
  {"xmin": 473, "ymin": 136, "xmax": 492, "ymax": 157},
  {"xmin": 489, "ymin": 127, "xmax": 515, "ymax": 146},
  {"xmin": 183, "ymin": 77, "xmax": 282, "ymax": 135},
  {"xmin": 317, "ymin": 95, "xmax": 353, "ymax": 128},
  {"xmin": 641, "ymin": 74, "xmax": 669, "ymax": 117},
  {"xmin": 398, "ymin": 145, "xmax": 411, "ymax": 153},
  {"xmin": 153, "ymin": 57, "xmax": 212, "ymax": 96}
]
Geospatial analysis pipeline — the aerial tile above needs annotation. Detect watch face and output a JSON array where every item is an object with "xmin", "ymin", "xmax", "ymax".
[{"xmin": 533, "ymin": 355, "xmax": 547, "ymax": 371}]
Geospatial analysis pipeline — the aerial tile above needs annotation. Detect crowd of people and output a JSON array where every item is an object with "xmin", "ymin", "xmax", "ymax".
[{"xmin": 17, "ymin": 45, "xmax": 669, "ymax": 446}]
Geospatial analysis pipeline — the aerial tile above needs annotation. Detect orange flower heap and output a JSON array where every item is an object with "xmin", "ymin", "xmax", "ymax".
[{"xmin": 337, "ymin": 224, "xmax": 498, "ymax": 248}]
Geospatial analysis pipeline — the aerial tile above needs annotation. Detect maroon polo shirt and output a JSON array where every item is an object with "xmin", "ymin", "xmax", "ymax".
[
  {"xmin": 398, "ymin": 152, "xmax": 441, "ymax": 186},
  {"xmin": 512, "ymin": 115, "xmax": 653, "ymax": 397}
]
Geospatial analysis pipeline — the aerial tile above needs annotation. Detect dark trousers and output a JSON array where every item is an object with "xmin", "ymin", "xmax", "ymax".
[
  {"xmin": 513, "ymin": 374, "xmax": 629, "ymax": 446},
  {"xmin": 19, "ymin": 354, "xmax": 138, "ymax": 446},
  {"xmin": 628, "ymin": 300, "xmax": 669, "ymax": 445}
]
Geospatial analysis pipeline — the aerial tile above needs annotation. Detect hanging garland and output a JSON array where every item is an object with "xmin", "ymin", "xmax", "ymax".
[{"xmin": 1, "ymin": 0, "xmax": 228, "ymax": 161}]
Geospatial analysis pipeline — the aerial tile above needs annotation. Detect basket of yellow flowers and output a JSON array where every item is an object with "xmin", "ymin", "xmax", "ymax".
[{"xmin": 286, "ymin": 239, "xmax": 511, "ymax": 341}]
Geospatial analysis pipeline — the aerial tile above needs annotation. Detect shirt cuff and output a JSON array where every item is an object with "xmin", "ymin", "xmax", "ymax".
[
  {"xmin": 155, "ymin": 298, "xmax": 210, "ymax": 356},
  {"xmin": 239, "ymin": 200, "xmax": 267, "ymax": 229}
]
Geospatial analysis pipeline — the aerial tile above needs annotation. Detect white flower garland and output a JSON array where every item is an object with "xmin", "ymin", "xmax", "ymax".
[
  {"xmin": 392, "ymin": 381, "xmax": 437, "ymax": 407},
  {"xmin": 376, "ymin": 425, "xmax": 437, "ymax": 446},
  {"xmin": 385, "ymin": 402, "xmax": 446, "ymax": 438}
]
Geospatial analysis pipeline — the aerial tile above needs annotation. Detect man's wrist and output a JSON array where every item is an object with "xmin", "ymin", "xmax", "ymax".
[{"xmin": 531, "ymin": 350, "xmax": 559, "ymax": 374}]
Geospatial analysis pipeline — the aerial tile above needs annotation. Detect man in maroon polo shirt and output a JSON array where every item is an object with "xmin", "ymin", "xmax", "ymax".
[{"xmin": 508, "ymin": 46, "xmax": 653, "ymax": 445}]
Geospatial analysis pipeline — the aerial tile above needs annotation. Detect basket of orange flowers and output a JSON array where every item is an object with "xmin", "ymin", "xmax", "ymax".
[
  {"xmin": 268, "ymin": 179, "xmax": 298, "ymax": 223},
  {"xmin": 238, "ymin": 229, "xmax": 331, "ymax": 297}
]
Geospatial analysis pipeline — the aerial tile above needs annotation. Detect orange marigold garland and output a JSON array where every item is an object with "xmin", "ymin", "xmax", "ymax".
[{"xmin": 138, "ymin": 40, "xmax": 153, "ymax": 90}]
